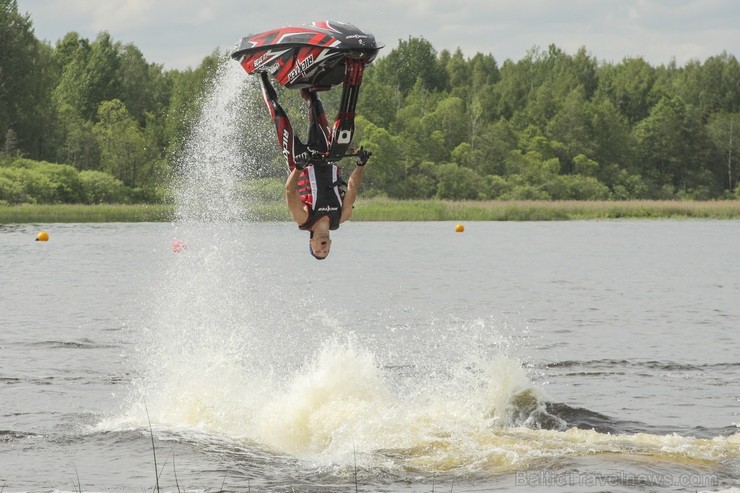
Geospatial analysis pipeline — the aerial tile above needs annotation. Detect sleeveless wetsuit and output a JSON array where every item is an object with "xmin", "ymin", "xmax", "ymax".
[
  {"xmin": 259, "ymin": 75, "xmax": 346, "ymax": 230},
  {"xmin": 298, "ymin": 164, "xmax": 344, "ymax": 231}
]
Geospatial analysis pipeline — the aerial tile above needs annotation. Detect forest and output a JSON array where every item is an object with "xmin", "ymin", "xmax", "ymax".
[{"xmin": 1, "ymin": 0, "xmax": 739, "ymax": 206}]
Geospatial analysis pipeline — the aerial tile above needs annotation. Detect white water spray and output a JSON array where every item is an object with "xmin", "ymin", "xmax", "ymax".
[
  {"xmin": 104, "ymin": 57, "xmax": 570, "ymax": 457},
  {"xmin": 100, "ymin": 58, "xmax": 740, "ymax": 477},
  {"xmin": 173, "ymin": 59, "xmax": 271, "ymax": 223},
  {"xmin": 124, "ymin": 63, "xmax": 506, "ymax": 450}
]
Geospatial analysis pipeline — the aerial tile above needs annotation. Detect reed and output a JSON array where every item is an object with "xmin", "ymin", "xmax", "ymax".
[
  {"xmin": 3, "ymin": 199, "xmax": 740, "ymax": 223},
  {"xmin": 0, "ymin": 203, "xmax": 173, "ymax": 223},
  {"xmin": 351, "ymin": 198, "xmax": 740, "ymax": 221},
  {"xmin": 72, "ymin": 466, "xmax": 81, "ymax": 493},
  {"xmin": 145, "ymin": 403, "xmax": 161, "ymax": 493}
]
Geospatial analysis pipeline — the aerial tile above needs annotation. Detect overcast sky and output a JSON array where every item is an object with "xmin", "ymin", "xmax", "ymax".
[{"xmin": 20, "ymin": 0, "xmax": 739, "ymax": 70}]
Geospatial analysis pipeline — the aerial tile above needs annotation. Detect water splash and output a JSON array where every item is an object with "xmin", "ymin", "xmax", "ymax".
[
  {"xmin": 172, "ymin": 59, "xmax": 271, "ymax": 223},
  {"xmin": 102, "ymin": 58, "xmax": 740, "ymax": 481}
]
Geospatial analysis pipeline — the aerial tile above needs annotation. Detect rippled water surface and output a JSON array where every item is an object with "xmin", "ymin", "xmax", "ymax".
[
  {"xmin": 2, "ymin": 59, "xmax": 738, "ymax": 492},
  {"xmin": 1, "ymin": 220, "xmax": 739, "ymax": 492}
]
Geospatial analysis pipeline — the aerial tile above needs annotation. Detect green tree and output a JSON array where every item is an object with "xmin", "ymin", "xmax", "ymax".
[
  {"xmin": 504, "ymin": 149, "xmax": 560, "ymax": 188},
  {"xmin": 444, "ymin": 48, "xmax": 470, "ymax": 99},
  {"xmin": 24, "ymin": 41, "xmax": 59, "ymax": 161},
  {"xmin": 519, "ymin": 47, "xmax": 599, "ymax": 132},
  {"xmin": 422, "ymin": 96, "xmax": 468, "ymax": 151},
  {"xmin": 118, "ymin": 43, "xmax": 166, "ymax": 125},
  {"xmin": 545, "ymin": 87, "xmax": 595, "ymax": 171},
  {"xmin": 0, "ymin": 0, "xmax": 57, "ymax": 159},
  {"xmin": 56, "ymin": 103, "xmax": 101, "ymax": 170},
  {"xmin": 469, "ymin": 53, "xmax": 501, "ymax": 127},
  {"xmin": 435, "ymin": 162, "xmax": 480, "ymax": 199},
  {"xmin": 597, "ymin": 57, "xmax": 657, "ymax": 124},
  {"xmin": 451, "ymin": 142, "xmax": 484, "ymax": 171},
  {"xmin": 0, "ymin": 167, "xmax": 39, "ymax": 203},
  {"xmin": 586, "ymin": 99, "xmax": 635, "ymax": 182},
  {"xmin": 0, "ymin": 0, "xmax": 34, "ymax": 131},
  {"xmin": 481, "ymin": 175, "xmax": 512, "ymax": 199},
  {"xmin": 51, "ymin": 32, "xmax": 91, "ymax": 109},
  {"xmin": 372, "ymin": 36, "xmax": 448, "ymax": 97},
  {"xmin": 94, "ymin": 99, "xmax": 147, "ymax": 188},
  {"xmin": 0, "ymin": 158, "xmax": 84, "ymax": 203},
  {"xmin": 675, "ymin": 53, "xmax": 740, "ymax": 117},
  {"xmin": 353, "ymin": 117, "xmax": 400, "ymax": 194},
  {"xmin": 495, "ymin": 57, "xmax": 534, "ymax": 120},
  {"xmin": 396, "ymin": 160, "xmax": 438, "ymax": 199},
  {"xmin": 393, "ymin": 79, "xmax": 443, "ymax": 153},
  {"xmin": 470, "ymin": 52, "xmax": 501, "ymax": 89},
  {"xmin": 53, "ymin": 32, "xmax": 121, "ymax": 121},
  {"xmin": 706, "ymin": 112, "xmax": 740, "ymax": 192},
  {"xmin": 357, "ymin": 70, "xmax": 400, "ymax": 129},
  {"xmin": 79, "ymin": 170, "xmax": 129, "ymax": 203},
  {"xmin": 633, "ymin": 96, "xmax": 714, "ymax": 195},
  {"xmin": 473, "ymin": 120, "xmax": 518, "ymax": 176},
  {"xmin": 4, "ymin": 129, "xmax": 18, "ymax": 155},
  {"xmin": 544, "ymin": 174, "xmax": 611, "ymax": 200}
]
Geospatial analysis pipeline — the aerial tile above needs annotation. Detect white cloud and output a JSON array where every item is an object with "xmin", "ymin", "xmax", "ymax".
[
  {"xmin": 87, "ymin": 1, "xmax": 152, "ymax": 31},
  {"xmin": 19, "ymin": 0, "xmax": 739, "ymax": 69}
]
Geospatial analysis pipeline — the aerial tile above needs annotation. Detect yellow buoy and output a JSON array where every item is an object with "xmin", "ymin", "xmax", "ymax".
[
  {"xmin": 455, "ymin": 224, "xmax": 464, "ymax": 233},
  {"xmin": 36, "ymin": 231, "xmax": 49, "ymax": 242}
]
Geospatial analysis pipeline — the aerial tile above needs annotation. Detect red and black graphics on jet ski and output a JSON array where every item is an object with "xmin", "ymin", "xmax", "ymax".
[
  {"xmin": 230, "ymin": 20, "xmax": 381, "ymax": 89},
  {"xmin": 234, "ymin": 21, "xmax": 381, "ymax": 161}
]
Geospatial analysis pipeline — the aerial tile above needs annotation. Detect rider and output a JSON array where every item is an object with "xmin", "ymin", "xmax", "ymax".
[{"xmin": 258, "ymin": 71, "xmax": 371, "ymax": 259}]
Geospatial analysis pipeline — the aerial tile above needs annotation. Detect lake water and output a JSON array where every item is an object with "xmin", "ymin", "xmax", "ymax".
[
  {"xmin": 3, "ymin": 59, "xmax": 739, "ymax": 492},
  {"xmin": 1, "ymin": 219, "xmax": 739, "ymax": 492}
]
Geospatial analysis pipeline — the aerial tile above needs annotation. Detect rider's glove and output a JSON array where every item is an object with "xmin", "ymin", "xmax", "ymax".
[
  {"xmin": 294, "ymin": 151, "xmax": 311, "ymax": 170},
  {"xmin": 356, "ymin": 147, "xmax": 372, "ymax": 167}
]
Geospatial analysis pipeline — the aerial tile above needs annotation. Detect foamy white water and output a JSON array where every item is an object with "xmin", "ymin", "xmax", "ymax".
[
  {"xmin": 105, "ymin": 58, "xmax": 573, "ymax": 470},
  {"xmin": 4, "ymin": 219, "xmax": 739, "ymax": 492},
  {"xmin": 101, "ymin": 59, "xmax": 740, "ymax": 488}
]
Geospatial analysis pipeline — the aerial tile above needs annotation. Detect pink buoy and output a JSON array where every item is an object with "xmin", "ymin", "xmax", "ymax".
[{"xmin": 171, "ymin": 239, "xmax": 187, "ymax": 253}]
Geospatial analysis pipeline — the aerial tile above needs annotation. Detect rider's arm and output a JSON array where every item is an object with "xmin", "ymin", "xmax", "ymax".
[
  {"xmin": 339, "ymin": 165, "xmax": 365, "ymax": 223},
  {"xmin": 285, "ymin": 168, "xmax": 309, "ymax": 225}
]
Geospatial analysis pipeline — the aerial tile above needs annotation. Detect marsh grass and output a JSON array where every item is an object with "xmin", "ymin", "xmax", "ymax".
[
  {"xmin": 3, "ymin": 200, "xmax": 740, "ymax": 223},
  {"xmin": 0, "ymin": 204, "xmax": 173, "ymax": 223},
  {"xmin": 352, "ymin": 198, "xmax": 740, "ymax": 221}
]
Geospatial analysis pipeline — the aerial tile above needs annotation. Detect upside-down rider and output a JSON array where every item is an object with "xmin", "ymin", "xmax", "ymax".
[{"xmin": 258, "ymin": 71, "xmax": 371, "ymax": 260}]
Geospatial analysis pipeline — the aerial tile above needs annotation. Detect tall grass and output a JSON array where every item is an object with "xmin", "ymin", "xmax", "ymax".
[
  {"xmin": 3, "ymin": 200, "xmax": 740, "ymax": 223},
  {"xmin": 351, "ymin": 198, "xmax": 740, "ymax": 221},
  {"xmin": 0, "ymin": 204, "xmax": 173, "ymax": 223}
]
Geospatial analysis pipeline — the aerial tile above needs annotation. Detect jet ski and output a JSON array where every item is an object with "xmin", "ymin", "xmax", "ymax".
[
  {"xmin": 231, "ymin": 20, "xmax": 382, "ymax": 89},
  {"xmin": 232, "ymin": 21, "xmax": 383, "ymax": 160}
]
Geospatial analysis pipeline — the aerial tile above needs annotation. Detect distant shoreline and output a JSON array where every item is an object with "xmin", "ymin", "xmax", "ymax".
[{"xmin": 3, "ymin": 199, "xmax": 740, "ymax": 223}]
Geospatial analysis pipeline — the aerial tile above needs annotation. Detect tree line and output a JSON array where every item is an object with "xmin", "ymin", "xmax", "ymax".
[
  {"xmin": 356, "ymin": 38, "xmax": 739, "ymax": 200},
  {"xmin": 0, "ymin": 0, "xmax": 220, "ymax": 204},
  {"xmin": 1, "ymin": 0, "xmax": 739, "ymax": 205}
]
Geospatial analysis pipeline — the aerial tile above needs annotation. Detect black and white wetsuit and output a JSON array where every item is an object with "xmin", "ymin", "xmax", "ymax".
[{"xmin": 298, "ymin": 164, "xmax": 345, "ymax": 231}]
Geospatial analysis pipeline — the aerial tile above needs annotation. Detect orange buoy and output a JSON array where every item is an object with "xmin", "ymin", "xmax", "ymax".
[
  {"xmin": 455, "ymin": 224, "xmax": 465, "ymax": 233},
  {"xmin": 36, "ymin": 231, "xmax": 49, "ymax": 241}
]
